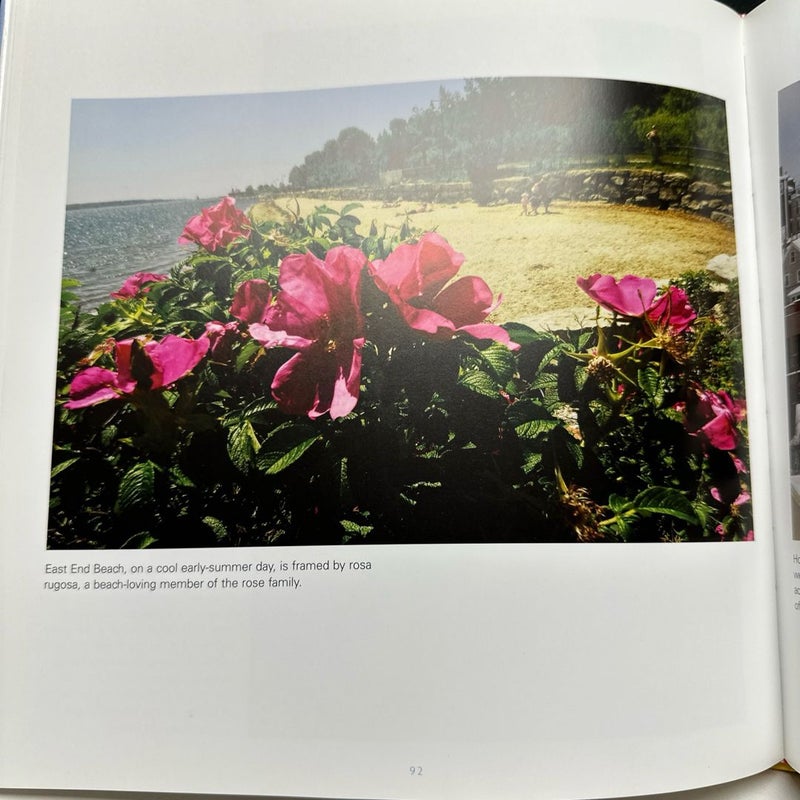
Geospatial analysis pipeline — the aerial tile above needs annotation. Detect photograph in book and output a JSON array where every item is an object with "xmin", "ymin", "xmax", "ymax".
[
  {"xmin": 778, "ymin": 79, "xmax": 800, "ymax": 540},
  {"xmin": 50, "ymin": 76, "xmax": 752, "ymax": 548}
]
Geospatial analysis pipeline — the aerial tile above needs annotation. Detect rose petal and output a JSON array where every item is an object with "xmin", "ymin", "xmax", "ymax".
[
  {"xmin": 231, "ymin": 280, "xmax": 272, "ymax": 324},
  {"xmin": 145, "ymin": 335, "xmax": 210, "ymax": 389},
  {"xmin": 577, "ymin": 273, "xmax": 658, "ymax": 317},
  {"xmin": 371, "ymin": 232, "xmax": 464, "ymax": 303},
  {"xmin": 458, "ymin": 323, "xmax": 520, "ymax": 351},
  {"xmin": 432, "ymin": 276, "xmax": 498, "ymax": 328},
  {"xmin": 65, "ymin": 367, "xmax": 120, "ymax": 409},
  {"xmin": 647, "ymin": 286, "xmax": 696, "ymax": 332}
]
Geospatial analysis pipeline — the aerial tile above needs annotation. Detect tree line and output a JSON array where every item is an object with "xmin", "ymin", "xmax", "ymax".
[{"xmin": 284, "ymin": 77, "xmax": 729, "ymax": 191}]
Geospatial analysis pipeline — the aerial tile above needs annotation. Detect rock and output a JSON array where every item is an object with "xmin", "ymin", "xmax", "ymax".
[{"xmin": 706, "ymin": 254, "xmax": 738, "ymax": 281}]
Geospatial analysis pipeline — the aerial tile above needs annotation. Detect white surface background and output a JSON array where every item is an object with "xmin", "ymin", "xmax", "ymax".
[
  {"xmin": 0, "ymin": 1, "xmax": 785, "ymax": 798},
  {"xmin": 743, "ymin": 0, "xmax": 800, "ymax": 769}
]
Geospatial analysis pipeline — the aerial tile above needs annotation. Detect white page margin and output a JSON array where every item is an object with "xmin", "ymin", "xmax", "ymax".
[{"xmin": 742, "ymin": 0, "xmax": 800, "ymax": 769}]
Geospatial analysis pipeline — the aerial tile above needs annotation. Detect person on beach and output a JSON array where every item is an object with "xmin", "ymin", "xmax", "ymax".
[
  {"xmin": 646, "ymin": 125, "xmax": 661, "ymax": 164},
  {"xmin": 530, "ymin": 178, "xmax": 551, "ymax": 215},
  {"xmin": 520, "ymin": 191, "xmax": 530, "ymax": 216}
]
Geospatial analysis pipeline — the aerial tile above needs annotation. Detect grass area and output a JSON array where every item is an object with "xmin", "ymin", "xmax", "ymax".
[{"xmin": 263, "ymin": 196, "xmax": 737, "ymax": 329}]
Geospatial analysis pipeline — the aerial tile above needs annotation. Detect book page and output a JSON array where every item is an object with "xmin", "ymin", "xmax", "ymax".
[
  {"xmin": 0, "ymin": 1, "xmax": 781, "ymax": 797},
  {"xmin": 742, "ymin": 0, "xmax": 800, "ymax": 769}
]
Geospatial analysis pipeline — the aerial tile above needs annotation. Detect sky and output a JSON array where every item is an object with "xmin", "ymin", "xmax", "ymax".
[
  {"xmin": 779, "ymin": 79, "xmax": 800, "ymax": 181},
  {"xmin": 66, "ymin": 79, "xmax": 465, "ymax": 204}
]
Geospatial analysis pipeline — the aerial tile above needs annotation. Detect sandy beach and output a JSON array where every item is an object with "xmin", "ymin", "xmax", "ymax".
[{"xmin": 268, "ymin": 196, "xmax": 737, "ymax": 329}]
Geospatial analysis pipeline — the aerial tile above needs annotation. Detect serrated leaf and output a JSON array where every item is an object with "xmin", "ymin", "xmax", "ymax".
[
  {"xmin": 51, "ymin": 457, "xmax": 81, "ymax": 478},
  {"xmin": 458, "ymin": 368, "xmax": 500, "ymax": 397},
  {"xmin": 340, "ymin": 203, "xmax": 363, "ymax": 216},
  {"xmin": 632, "ymin": 487, "xmax": 699, "ymax": 524},
  {"xmin": 638, "ymin": 365, "xmax": 664, "ymax": 405},
  {"xmin": 115, "ymin": 461, "xmax": 156, "ymax": 513},
  {"xmin": 478, "ymin": 341, "xmax": 517, "ymax": 384},
  {"xmin": 235, "ymin": 338, "xmax": 261, "ymax": 372},
  {"xmin": 337, "ymin": 214, "xmax": 361, "ymax": 228},
  {"xmin": 535, "ymin": 342, "xmax": 569, "ymax": 371},
  {"xmin": 506, "ymin": 398, "xmax": 554, "ymax": 425},
  {"xmin": 514, "ymin": 417, "xmax": 559, "ymax": 440},
  {"xmin": 340, "ymin": 519, "xmax": 373, "ymax": 536},
  {"xmin": 501, "ymin": 323, "xmax": 549, "ymax": 347},
  {"xmin": 531, "ymin": 372, "xmax": 559, "ymax": 391},
  {"xmin": 228, "ymin": 420, "xmax": 260, "ymax": 472},
  {"xmin": 607, "ymin": 494, "xmax": 628, "ymax": 515},
  {"xmin": 121, "ymin": 532, "xmax": 158, "ymax": 549},
  {"xmin": 202, "ymin": 516, "xmax": 228, "ymax": 542},
  {"xmin": 169, "ymin": 465, "xmax": 196, "ymax": 488},
  {"xmin": 258, "ymin": 423, "xmax": 321, "ymax": 475}
]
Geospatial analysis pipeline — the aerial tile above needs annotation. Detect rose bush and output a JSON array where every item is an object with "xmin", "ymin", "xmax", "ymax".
[{"xmin": 49, "ymin": 198, "xmax": 751, "ymax": 548}]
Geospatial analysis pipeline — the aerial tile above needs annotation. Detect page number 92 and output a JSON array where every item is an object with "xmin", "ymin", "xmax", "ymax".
[{"xmin": 409, "ymin": 766, "xmax": 423, "ymax": 776}]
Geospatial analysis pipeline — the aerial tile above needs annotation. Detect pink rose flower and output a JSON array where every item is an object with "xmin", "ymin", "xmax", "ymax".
[
  {"xmin": 370, "ymin": 232, "xmax": 518, "ymax": 350},
  {"xmin": 178, "ymin": 196, "xmax": 251, "ymax": 253},
  {"xmin": 65, "ymin": 334, "xmax": 209, "ymax": 409},
  {"xmin": 577, "ymin": 274, "xmax": 696, "ymax": 333},
  {"xmin": 249, "ymin": 246, "xmax": 367, "ymax": 420},
  {"xmin": 230, "ymin": 279, "xmax": 273, "ymax": 324},
  {"xmin": 679, "ymin": 386, "xmax": 746, "ymax": 451},
  {"xmin": 110, "ymin": 272, "xmax": 168, "ymax": 299},
  {"xmin": 645, "ymin": 285, "xmax": 696, "ymax": 333},
  {"xmin": 710, "ymin": 486, "xmax": 750, "ymax": 506},
  {"xmin": 697, "ymin": 389, "xmax": 746, "ymax": 451},
  {"xmin": 203, "ymin": 321, "xmax": 240, "ymax": 360}
]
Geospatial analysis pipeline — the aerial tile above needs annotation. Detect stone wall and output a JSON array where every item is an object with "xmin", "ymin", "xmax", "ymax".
[
  {"xmin": 294, "ymin": 168, "xmax": 734, "ymax": 225},
  {"xmin": 496, "ymin": 169, "xmax": 733, "ymax": 225}
]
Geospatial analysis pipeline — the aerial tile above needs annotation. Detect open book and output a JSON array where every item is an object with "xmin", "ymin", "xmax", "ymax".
[{"xmin": 2, "ymin": 0, "xmax": 800, "ymax": 797}]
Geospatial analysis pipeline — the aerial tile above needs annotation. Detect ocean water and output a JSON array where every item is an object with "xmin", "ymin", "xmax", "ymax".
[{"xmin": 62, "ymin": 198, "xmax": 221, "ymax": 309}]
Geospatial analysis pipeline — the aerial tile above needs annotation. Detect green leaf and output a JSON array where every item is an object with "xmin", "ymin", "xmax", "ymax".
[
  {"xmin": 521, "ymin": 451, "xmax": 543, "ymax": 474},
  {"xmin": 340, "ymin": 519, "xmax": 374, "ymax": 539},
  {"xmin": 169, "ymin": 465, "xmax": 196, "ymax": 488},
  {"xmin": 458, "ymin": 368, "xmax": 500, "ymax": 397},
  {"xmin": 340, "ymin": 203, "xmax": 363, "ymax": 216},
  {"xmin": 638, "ymin": 365, "xmax": 665, "ymax": 405},
  {"xmin": 121, "ymin": 532, "xmax": 158, "ymax": 549},
  {"xmin": 530, "ymin": 372, "xmax": 559, "ymax": 391},
  {"xmin": 337, "ymin": 214, "xmax": 361, "ymax": 228},
  {"xmin": 501, "ymin": 322, "xmax": 546, "ymax": 347},
  {"xmin": 632, "ymin": 487, "xmax": 699, "ymax": 524},
  {"xmin": 228, "ymin": 420, "xmax": 260, "ymax": 472},
  {"xmin": 478, "ymin": 341, "xmax": 517, "ymax": 385},
  {"xmin": 235, "ymin": 338, "xmax": 262, "ymax": 372},
  {"xmin": 51, "ymin": 457, "xmax": 81, "ymax": 478},
  {"xmin": 607, "ymin": 494, "xmax": 628, "ymax": 515},
  {"xmin": 257, "ymin": 423, "xmax": 321, "ymax": 475},
  {"xmin": 202, "ymin": 516, "xmax": 228, "ymax": 542},
  {"xmin": 115, "ymin": 461, "xmax": 156, "ymax": 513},
  {"xmin": 229, "ymin": 397, "xmax": 279, "ymax": 423},
  {"xmin": 514, "ymin": 417, "xmax": 559, "ymax": 440},
  {"xmin": 506, "ymin": 399, "xmax": 558, "ymax": 437}
]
